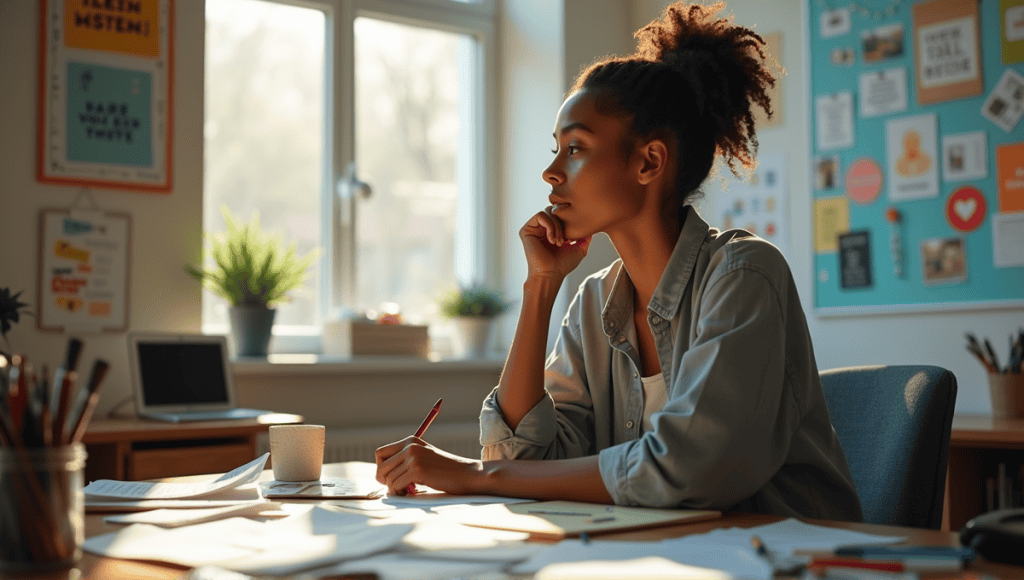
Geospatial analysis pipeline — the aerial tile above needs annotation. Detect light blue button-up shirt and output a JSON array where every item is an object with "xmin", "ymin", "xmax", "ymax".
[{"xmin": 480, "ymin": 207, "xmax": 863, "ymax": 521}]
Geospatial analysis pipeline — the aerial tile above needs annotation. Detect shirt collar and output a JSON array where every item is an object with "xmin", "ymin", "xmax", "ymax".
[{"xmin": 601, "ymin": 206, "xmax": 710, "ymax": 337}]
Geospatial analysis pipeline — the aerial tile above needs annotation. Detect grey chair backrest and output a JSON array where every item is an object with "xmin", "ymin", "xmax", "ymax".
[{"xmin": 819, "ymin": 365, "xmax": 957, "ymax": 529}]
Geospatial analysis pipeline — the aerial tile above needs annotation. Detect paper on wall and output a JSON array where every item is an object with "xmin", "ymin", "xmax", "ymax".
[
  {"xmin": 982, "ymin": 68, "xmax": 1024, "ymax": 132},
  {"xmin": 886, "ymin": 113, "xmax": 939, "ymax": 202},
  {"xmin": 860, "ymin": 67, "xmax": 908, "ymax": 117},
  {"xmin": 993, "ymin": 210, "xmax": 1024, "ymax": 267},
  {"xmin": 816, "ymin": 92, "xmax": 855, "ymax": 151}
]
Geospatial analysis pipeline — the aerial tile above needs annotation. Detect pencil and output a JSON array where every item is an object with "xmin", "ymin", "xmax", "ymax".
[
  {"xmin": 984, "ymin": 338, "xmax": 1001, "ymax": 374},
  {"xmin": 68, "ymin": 360, "xmax": 109, "ymax": 444},
  {"xmin": 966, "ymin": 345, "xmax": 995, "ymax": 373},
  {"xmin": 406, "ymin": 398, "xmax": 442, "ymax": 494}
]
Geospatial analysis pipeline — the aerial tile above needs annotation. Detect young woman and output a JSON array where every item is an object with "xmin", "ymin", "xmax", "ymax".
[{"xmin": 376, "ymin": 1, "xmax": 862, "ymax": 521}]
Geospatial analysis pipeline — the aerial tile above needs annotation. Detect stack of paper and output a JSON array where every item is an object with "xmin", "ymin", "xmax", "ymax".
[{"xmin": 84, "ymin": 453, "xmax": 271, "ymax": 511}]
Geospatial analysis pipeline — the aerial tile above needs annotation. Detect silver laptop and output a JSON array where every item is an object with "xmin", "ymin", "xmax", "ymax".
[{"xmin": 128, "ymin": 333, "xmax": 270, "ymax": 422}]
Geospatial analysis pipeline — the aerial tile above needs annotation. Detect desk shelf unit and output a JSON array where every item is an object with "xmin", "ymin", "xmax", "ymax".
[
  {"xmin": 81, "ymin": 415, "xmax": 302, "ymax": 482},
  {"xmin": 945, "ymin": 414, "xmax": 1024, "ymax": 532}
]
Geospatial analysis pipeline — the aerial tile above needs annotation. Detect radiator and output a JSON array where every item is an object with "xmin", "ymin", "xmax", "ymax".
[{"xmin": 257, "ymin": 420, "xmax": 482, "ymax": 463}]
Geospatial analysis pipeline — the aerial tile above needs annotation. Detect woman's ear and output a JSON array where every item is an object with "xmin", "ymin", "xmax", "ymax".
[{"xmin": 636, "ymin": 139, "xmax": 669, "ymax": 186}]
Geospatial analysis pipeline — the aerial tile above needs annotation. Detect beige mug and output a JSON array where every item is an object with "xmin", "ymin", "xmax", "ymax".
[{"xmin": 269, "ymin": 425, "xmax": 325, "ymax": 481}]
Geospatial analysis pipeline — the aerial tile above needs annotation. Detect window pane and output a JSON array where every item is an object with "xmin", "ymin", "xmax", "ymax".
[
  {"xmin": 354, "ymin": 18, "xmax": 474, "ymax": 323},
  {"xmin": 204, "ymin": 0, "xmax": 325, "ymax": 329}
]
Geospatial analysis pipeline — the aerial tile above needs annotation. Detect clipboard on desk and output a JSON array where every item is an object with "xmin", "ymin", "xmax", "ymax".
[
  {"xmin": 443, "ymin": 500, "xmax": 721, "ymax": 540},
  {"xmin": 259, "ymin": 478, "xmax": 386, "ymax": 500}
]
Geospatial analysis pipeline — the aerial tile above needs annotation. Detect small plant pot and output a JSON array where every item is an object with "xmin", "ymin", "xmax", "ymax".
[
  {"xmin": 452, "ymin": 316, "xmax": 495, "ymax": 358},
  {"xmin": 229, "ymin": 306, "xmax": 276, "ymax": 358}
]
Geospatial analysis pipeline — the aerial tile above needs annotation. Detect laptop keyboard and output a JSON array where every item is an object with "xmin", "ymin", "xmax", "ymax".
[{"xmin": 147, "ymin": 408, "xmax": 270, "ymax": 422}]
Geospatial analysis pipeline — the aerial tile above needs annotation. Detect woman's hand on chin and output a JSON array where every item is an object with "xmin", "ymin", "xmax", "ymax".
[
  {"xmin": 374, "ymin": 436, "xmax": 484, "ymax": 496},
  {"xmin": 520, "ymin": 208, "xmax": 592, "ymax": 282}
]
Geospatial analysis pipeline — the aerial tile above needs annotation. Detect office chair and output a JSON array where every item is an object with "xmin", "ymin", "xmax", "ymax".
[{"xmin": 819, "ymin": 365, "xmax": 958, "ymax": 529}]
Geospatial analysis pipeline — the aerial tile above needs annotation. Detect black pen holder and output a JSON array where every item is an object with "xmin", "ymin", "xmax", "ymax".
[
  {"xmin": 0, "ymin": 444, "xmax": 87, "ymax": 571},
  {"xmin": 989, "ymin": 373, "xmax": 1024, "ymax": 419}
]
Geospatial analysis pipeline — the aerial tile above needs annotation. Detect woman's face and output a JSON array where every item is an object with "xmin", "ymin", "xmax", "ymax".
[{"xmin": 542, "ymin": 90, "xmax": 647, "ymax": 241}]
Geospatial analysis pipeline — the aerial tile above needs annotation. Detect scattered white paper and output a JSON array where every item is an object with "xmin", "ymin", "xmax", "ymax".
[
  {"xmin": 512, "ymin": 518, "xmax": 904, "ymax": 580},
  {"xmin": 859, "ymin": 67, "xmax": 908, "ymax": 118},
  {"xmin": 320, "ymin": 553, "xmax": 504, "ymax": 580},
  {"xmin": 993, "ymin": 211, "xmax": 1024, "ymax": 267},
  {"xmin": 84, "ymin": 453, "xmax": 269, "ymax": 500},
  {"xmin": 886, "ymin": 113, "xmax": 939, "ymax": 202},
  {"xmin": 83, "ymin": 506, "xmax": 414, "ymax": 576},
  {"xmin": 103, "ymin": 502, "xmax": 284, "ymax": 528},
  {"xmin": 942, "ymin": 130, "xmax": 987, "ymax": 182},
  {"xmin": 536, "ymin": 556, "xmax": 735, "ymax": 580},
  {"xmin": 982, "ymin": 68, "xmax": 1024, "ymax": 132},
  {"xmin": 817, "ymin": 92, "xmax": 855, "ymax": 151}
]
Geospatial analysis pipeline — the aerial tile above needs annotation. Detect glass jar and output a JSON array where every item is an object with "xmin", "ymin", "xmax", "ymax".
[{"xmin": 0, "ymin": 444, "xmax": 87, "ymax": 571}]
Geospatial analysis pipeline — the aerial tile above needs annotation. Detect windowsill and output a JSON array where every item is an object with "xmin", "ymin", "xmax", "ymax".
[{"xmin": 232, "ymin": 353, "xmax": 505, "ymax": 376}]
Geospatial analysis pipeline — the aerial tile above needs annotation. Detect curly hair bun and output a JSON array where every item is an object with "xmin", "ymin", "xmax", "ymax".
[{"xmin": 635, "ymin": 2, "xmax": 778, "ymax": 175}]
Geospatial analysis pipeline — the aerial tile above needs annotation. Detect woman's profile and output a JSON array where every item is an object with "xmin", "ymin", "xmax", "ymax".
[{"xmin": 375, "ymin": 1, "xmax": 863, "ymax": 522}]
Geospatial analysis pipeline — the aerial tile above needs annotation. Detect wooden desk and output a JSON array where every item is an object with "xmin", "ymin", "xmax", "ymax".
[
  {"xmin": 81, "ymin": 414, "xmax": 302, "ymax": 482},
  {"xmin": 945, "ymin": 414, "xmax": 1024, "ymax": 533},
  {"xmin": 12, "ymin": 462, "xmax": 1024, "ymax": 580}
]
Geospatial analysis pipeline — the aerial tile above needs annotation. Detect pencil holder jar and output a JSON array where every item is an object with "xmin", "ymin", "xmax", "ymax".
[
  {"xmin": 0, "ymin": 444, "xmax": 87, "ymax": 571},
  {"xmin": 988, "ymin": 373, "xmax": 1024, "ymax": 419}
]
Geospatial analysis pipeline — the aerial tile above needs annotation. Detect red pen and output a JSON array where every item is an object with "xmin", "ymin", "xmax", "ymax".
[
  {"xmin": 406, "ymin": 398, "xmax": 442, "ymax": 494},
  {"xmin": 809, "ymin": 557, "xmax": 905, "ymax": 572}
]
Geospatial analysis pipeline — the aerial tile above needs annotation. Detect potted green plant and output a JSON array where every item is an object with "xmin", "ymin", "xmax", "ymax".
[
  {"xmin": 184, "ymin": 207, "xmax": 318, "ymax": 357},
  {"xmin": 0, "ymin": 287, "xmax": 32, "ymax": 356},
  {"xmin": 438, "ymin": 285, "xmax": 509, "ymax": 358}
]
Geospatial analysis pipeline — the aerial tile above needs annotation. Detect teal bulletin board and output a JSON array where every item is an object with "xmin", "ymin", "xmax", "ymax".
[{"xmin": 808, "ymin": 0, "xmax": 1024, "ymax": 315}]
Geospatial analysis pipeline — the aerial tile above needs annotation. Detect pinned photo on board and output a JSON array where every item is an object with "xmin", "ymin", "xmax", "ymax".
[
  {"xmin": 815, "ymin": 156, "xmax": 840, "ymax": 190},
  {"xmin": 920, "ymin": 236, "xmax": 967, "ymax": 285},
  {"xmin": 821, "ymin": 8, "xmax": 851, "ymax": 39},
  {"xmin": 861, "ymin": 23, "xmax": 904, "ymax": 63},
  {"xmin": 982, "ymin": 68, "xmax": 1024, "ymax": 132},
  {"xmin": 830, "ymin": 47, "xmax": 855, "ymax": 66}
]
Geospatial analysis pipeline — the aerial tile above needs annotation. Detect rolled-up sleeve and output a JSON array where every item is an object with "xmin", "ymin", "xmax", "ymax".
[
  {"xmin": 598, "ymin": 259, "xmax": 801, "ymax": 509},
  {"xmin": 480, "ymin": 301, "xmax": 597, "ymax": 461}
]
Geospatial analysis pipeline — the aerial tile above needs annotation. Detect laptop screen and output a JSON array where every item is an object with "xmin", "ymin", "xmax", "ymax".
[{"xmin": 137, "ymin": 341, "xmax": 231, "ymax": 406}]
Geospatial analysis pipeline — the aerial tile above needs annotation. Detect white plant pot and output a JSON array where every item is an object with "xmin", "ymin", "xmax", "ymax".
[{"xmin": 452, "ymin": 316, "xmax": 495, "ymax": 358}]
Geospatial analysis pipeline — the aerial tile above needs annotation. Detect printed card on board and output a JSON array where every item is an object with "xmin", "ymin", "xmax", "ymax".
[
  {"xmin": 816, "ymin": 92, "xmax": 855, "ymax": 151},
  {"xmin": 912, "ymin": 0, "xmax": 983, "ymax": 105},
  {"xmin": 859, "ymin": 67, "xmax": 908, "ymax": 118},
  {"xmin": 982, "ymin": 68, "xmax": 1024, "ymax": 133},
  {"xmin": 838, "ymin": 231, "xmax": 873, "ymax": 290},
  {"xmin": 942, "ymin": 131, "xmax": 988, "ymax": 182},
  {"xmin": 886, "ymin": 113, "xmax": 939, "ymax": 202},
  {"xmin": 920, "ymin": 236, "xmax": 967, "ymax": 286}
]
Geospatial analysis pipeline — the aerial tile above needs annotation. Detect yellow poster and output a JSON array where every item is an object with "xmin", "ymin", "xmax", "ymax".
[
  {"xmin": 64, "ymin": 0, "xmax": 161, "ymax": 58},
  {"xmin": 814, "ymin": 196, "xmax": 850, "ymax": 253}
]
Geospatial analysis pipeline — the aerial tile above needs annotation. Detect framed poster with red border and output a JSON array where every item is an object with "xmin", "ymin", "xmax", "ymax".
[{"xmin": 37, "ymin": 0, "xmax": 174, "ymax": 193}]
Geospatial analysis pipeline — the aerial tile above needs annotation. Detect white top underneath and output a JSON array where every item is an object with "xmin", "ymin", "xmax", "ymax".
[{"xmin": 641, "ymin": 372, "xmax": 667, "ymax": 432}]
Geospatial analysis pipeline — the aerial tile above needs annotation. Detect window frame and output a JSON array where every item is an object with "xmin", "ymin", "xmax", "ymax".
[{"xmin": 207, "ymin": 0, "xmax": 500, "ymax": 354}]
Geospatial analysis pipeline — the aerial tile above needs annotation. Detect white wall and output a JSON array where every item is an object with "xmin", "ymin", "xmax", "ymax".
[
  {"xmin": 634, "ymin": 0, "xmax": 1019, "ymax": 414},
  {"xmin": 0, "ymin": 1, "xmax": 205, "ymax": 416}
]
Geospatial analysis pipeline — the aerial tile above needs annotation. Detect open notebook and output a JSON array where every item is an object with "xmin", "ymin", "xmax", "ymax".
[{"xmin": 128, "ymin": 333, "xmax": 270, "ymax": 422}]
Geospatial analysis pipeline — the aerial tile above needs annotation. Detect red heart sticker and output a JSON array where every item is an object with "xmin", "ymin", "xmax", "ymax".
[{"xmin": 946, "ymin": 186, "xmax": 986, "ymax": 232}]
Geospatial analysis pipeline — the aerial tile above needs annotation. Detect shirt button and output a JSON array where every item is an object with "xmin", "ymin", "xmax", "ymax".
[
  {"xmin": 617, "ymin": 336, "xmax": 626, "ymax": 343},
  {"xmin": 633, "ymin": 371, "xmax": 639, "ymax": 378},
  {"xmin": 651, "ymin": 315, "xmax": 662, "ymax": 325},
  {"xmin": 625, "ymin": 420, "xmax": 634, "ymax": 429}
]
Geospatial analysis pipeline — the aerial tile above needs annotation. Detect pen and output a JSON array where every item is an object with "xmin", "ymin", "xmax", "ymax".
[
  {"xmin": 68, "ymin": 359, "xmax": 109, "ymax": 444},
  {"xmin": 751, "ymin": 535, "xmax": 805, "ymax": 577},
  {"xmin": 405, "ymin": 398, "xmax": 442, "ymax": 494},
  {"xmin": 808, "ymin": 557, "xmax": 905, "ymax": 572},
  {"xmin": 966, "ymin": 345, "xmax": 995, "ymax": 373},
  {"xmin": 984, "ymin": 338, "xmax": 1001, "ymax": 374}
]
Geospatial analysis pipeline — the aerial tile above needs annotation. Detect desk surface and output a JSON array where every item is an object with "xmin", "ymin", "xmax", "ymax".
[
  {"xmin": 952, "ymin": 413, "xmax": 1024, "ymax": 446},
  {"xmin": 82, "ymin": 414, "xmax": 305, "ymax": 443},
  {"xmin": 8, "ymin": 461, "xmax": 1015, "ymax": 580}
]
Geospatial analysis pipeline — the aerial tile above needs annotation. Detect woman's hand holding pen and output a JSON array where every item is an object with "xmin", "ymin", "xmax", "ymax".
[
  {"xmin": 520, "ymin": 207, "xmax": 591, "ymax": 282},
  {"xmin": 374, "ymin": 436, "xmax": 482, "ymax": 496}
]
